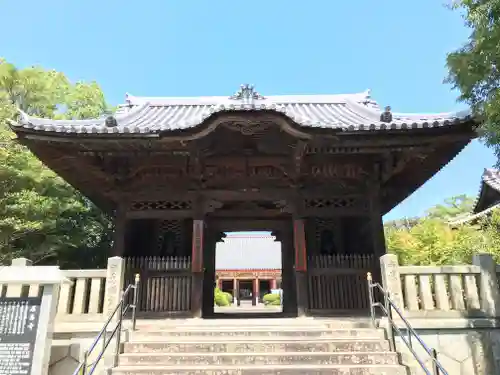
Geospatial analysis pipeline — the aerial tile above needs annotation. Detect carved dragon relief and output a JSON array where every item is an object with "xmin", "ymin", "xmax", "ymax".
[
  {"xmin": 222, "ymin": 120, "xmax": 273, "ymax": 135},
  {"xmin": 199, "ymin": 155, "xmax": 295, "ymax": 189}
]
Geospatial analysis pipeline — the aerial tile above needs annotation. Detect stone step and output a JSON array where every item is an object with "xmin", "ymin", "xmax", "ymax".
[
  {"xmin": 124, "ymin": 339, "xmax": 391, "ymax": 353},
  {"xmin": 130, "ymin": 328, "xmax": 386, "ymax": 340},
  {"xmin": 119, "ymin": 351, "xmax": 399, "ymax": 366},
  {"xmin": 130, "ymin": 317, "xmax": 374, "ymax": 330},
  {"xmin": 112, "ymin": 364, "xmax": 407, "ymax": 375}
]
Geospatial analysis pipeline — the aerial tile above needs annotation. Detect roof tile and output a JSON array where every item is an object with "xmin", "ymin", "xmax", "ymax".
[{"xmin": 12, "ymin": 86, "xmax": 473, "ymax": 135}]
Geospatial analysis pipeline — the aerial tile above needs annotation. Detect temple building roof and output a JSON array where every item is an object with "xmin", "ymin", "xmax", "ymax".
[
  {"xmin": 472, "ymin": 168, "xmax": 500, "ymax": 214},
  {"xmin": 215, "ymin": 233, "xmax": 281, "ymax": 270},
  {"xmin": 449, "ymin": 168, "xmax": 500, "ymax": 225},
  {"xmin": 11, "ymin": 85, "xmax": 472, "ymax": 135}
]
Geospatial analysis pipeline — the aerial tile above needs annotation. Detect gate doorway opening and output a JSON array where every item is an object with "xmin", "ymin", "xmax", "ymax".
[
  {"xmin": 201, "ymin": 219, "xmax": 295, "ymax": 319},
  {"xmin": 214, "ymin": 232, "xmax": 283, "ymax": 315}
]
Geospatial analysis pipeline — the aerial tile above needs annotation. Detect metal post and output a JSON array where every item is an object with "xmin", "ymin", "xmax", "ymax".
[
  {"xmin": 384, "ymin": 291, "xmax": 396, "ymax": 352},
  {"xmin": 132, "ymin": 273, "xmax": 140, "ymax": 331},
  {"xmin": 431, "ymin": 348, "xmax": 440, "ymax": 375},
  {"xmin": 81, "ymin": 351, "xmax": 88, "ymax": 375},
  {"xmin": 102, "ymin": 330, "xmax": 106, "ymax": 353},
  {"xmin": 367, "ymin": 273, "xmax": 376, "ymax": 328},
  {"xmin": 114, "ymin": 296, "xmax": 124, "ymax": 366}
]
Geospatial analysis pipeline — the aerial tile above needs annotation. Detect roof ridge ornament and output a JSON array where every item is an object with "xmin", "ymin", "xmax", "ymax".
[
  {"xmin": 229, "ymin": 84, "xmax": 265, "ymax": 103},
  {"xmin": 380, "ymin": 106, "xmax": 393, "ymax": 123}
]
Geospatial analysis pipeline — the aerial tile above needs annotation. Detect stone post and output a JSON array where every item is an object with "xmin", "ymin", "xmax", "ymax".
[
  {"xmin": 104, "ymin": 256, "xmax": 125, "ymax": 319},
  {"xmin": 473, "ymin": 253, "xmax": 500, "ymax": 317},
  {"xmin": 11, "ymin": 257, "xmax": 33, "ymax": 266},
  {"xmin": 0, "ymin": 265, "xmax": 69, "ymax": 375},
  {"xmin": 6, "ymin": 257, "xmax": 33, "ymax": 297},
  {"xmin": 379, "ymin": 254, "xmax": 404, "ymax": 308}
]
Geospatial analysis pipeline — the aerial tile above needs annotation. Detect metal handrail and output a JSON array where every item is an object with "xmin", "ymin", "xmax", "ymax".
[
  {"xmin": 72, "ymin": 274, "xmax": 140, "ymax": 375},
  {"xmin": 366, "ymin": 272, "xmax": 448, "ymax": 375}
]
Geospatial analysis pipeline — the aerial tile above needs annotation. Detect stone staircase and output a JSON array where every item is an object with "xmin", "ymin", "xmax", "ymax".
[{"xmin": 113, "ymin": 318, "xmax": 409, "ymax": 375}]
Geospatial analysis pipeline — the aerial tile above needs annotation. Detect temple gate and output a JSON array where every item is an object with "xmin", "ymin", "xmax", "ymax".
[{"xmin": 9, "ymin": 85, "xmax": 477, "ymax": 317}]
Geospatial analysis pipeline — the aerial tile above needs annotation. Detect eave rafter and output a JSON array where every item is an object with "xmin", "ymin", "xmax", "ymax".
[
  {"xmin": 11, "ymin": 112, "xmax": 477, "ymax": 216},
  {"xmin": 381, "ymin": 140, "xmax": 471, "ymax": 213},
  {"xmin": 19, "ymin": 140, "xmax": 116, "ymax": 212}
]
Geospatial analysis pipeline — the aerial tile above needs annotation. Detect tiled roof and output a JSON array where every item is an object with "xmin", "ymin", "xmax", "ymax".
[
  {"xmin": 472, "ymin": 168, "xmax": 500, "ymax": 213},
  {"xmin": 450, "ymin": 168, "xmax": 500, "ymax": 224},
  {"xmin": 10, "ymin": 85, "xmax": 472, "ymax": 135},
  {"xmin": 215, "ymin": 233, "xmax": 281, "ymax": 270},
  {"xmin": 480, "ymin": 168, "xmax": 500, "ymax": 193}
]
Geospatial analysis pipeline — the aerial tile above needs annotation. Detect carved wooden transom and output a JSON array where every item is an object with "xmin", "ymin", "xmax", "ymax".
[
  {"xmin": 305, "ymin": 197, "xmax": 366, "ymax": 210},
  {"xmin": 130, "ymin": 201, "xmax": 193, "ymax": 211}
]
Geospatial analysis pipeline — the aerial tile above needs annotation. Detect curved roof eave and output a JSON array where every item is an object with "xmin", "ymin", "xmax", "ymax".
[
  {"xmin": 8, "ymin": 86, "xmax": 475, "ymax": 137},
  {"xmin": 472, "ymin": 168, "xmax": 500, "ymax": 213}
]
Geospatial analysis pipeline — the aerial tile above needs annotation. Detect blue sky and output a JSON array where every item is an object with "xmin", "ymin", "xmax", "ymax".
[{"xmin": 1, "ymin": 0, "xmax": 495, "ymax": 221}]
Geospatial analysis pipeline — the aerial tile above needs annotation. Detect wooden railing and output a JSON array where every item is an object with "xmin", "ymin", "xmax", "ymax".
[
  {"xmin": 124, "ymin": 256, "xmax": 192, "ymax": 315},
  {"xmin": 307, "ymin": 254, "xmax": 376, "ymax": 313}
]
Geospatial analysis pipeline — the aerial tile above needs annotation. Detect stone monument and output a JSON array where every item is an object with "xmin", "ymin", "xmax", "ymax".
[{"xmin": 0, "ymin": 265, "xmax": 70, "ymax": 375}]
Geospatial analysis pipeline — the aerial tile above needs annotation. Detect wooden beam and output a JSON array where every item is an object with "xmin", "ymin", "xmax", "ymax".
[{"xmin": 125, "ymin": 209, "xmax": 193, "ymax": 220}]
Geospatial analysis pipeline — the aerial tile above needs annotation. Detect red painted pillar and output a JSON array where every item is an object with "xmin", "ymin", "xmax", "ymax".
[
  {"xmin": 270, "ymin": 279, "xmax": 277, "ymax": 290},
  {"xmin": 293, "ymin": 219, "xmax": 307, "ymax": 272},
  {"xmin": 293, "ymin": 218, "xmax": 308, "ymax": 317},
  {"xmin": 191, "ymin": 219, "xmax": 204, "ymax": 318}
]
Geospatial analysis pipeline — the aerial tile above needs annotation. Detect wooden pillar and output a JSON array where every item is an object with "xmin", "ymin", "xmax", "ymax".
[
  {"xmin": 293, "ymin": 218, "xmax": 308, "ymax": 317},
  {"xmin": 270, "ymin": 279, "xmax": 277, "ymax": 290},
  {"xmin": 202, "ymin": 232, "xmax": 218, "ymax": 317},
  {"xmin": 278, "ymin": 230, "xmax": 296, "ymax": 315},
  {"xmin": 369, "ymin": 188, "xmax": 386, "ymax": 282},
  {"xmin": 233, "ymin": 278, "xmax": 237, "ymax": 296},
  {"xmin": 111, "ymin": 206, "xmax": 127, "ymax": 257},
  {"xmin": 235, "ymin": 279, "xmax": 241, "ymax": 307},
  {"xmin": 191, "ymin": 219, "xmax": 204, "ymax": 318},
  {"xmin": 252, "ymin": 278, "xmax": 259, "ymax": 306}
]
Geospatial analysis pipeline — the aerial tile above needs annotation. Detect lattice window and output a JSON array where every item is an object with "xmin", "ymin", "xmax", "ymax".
[
  {"xmin": 156, "ymin": 220, "xmax": 183, "ymax": 256},
  {"xmin": 305, "ymin": 197, "xmax": 356, "ymax": 209},
  {"xmin": 130, "ymin": 200, "xmax": 192, "ymax": 211},
  {"xmin": 314, "ymin": 218, "xmax": 337, "ymax": 254},
  {"xmin": 305, "ymin": 197, "xmax": 368, "ymax": 211}
]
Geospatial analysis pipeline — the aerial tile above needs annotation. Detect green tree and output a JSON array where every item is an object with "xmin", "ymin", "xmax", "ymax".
[
  {"xmin": 0, "ymin": 58, "xmax": 112, "ymax": 267},
  {"xmin": 425, "ymin": 194, "xmax": 475, "ymax": 220},
  {"xmin": 385, "ymin": 218, "xmax": 486, "ymax": 265},
  {"xmin": 385, "ymin": 195, "xmax": 500, "ymax": 265},
  {"xmin": 446, "ymin": 0, "xmax": 500, "ymax": 161}
]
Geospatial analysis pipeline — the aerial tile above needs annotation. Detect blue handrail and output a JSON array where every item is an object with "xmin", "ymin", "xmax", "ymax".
[
  {"xmin": 367, "ymin": 273, "xmax": 448, "ymax": 375},
  {"xmin": 72, "ymin": 274, "xmax": 140, "ymax": 375}
]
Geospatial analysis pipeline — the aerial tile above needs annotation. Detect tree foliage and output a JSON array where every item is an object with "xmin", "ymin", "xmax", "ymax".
[
  {"xmin": 385, "ymin": 195, "xmax": 500, "ymax": 265},
  {"xmin": 0, "ymin": 58, "xmax": 112, "ymax": 267},
  {"xmin": 425, "ymin": 194, "xmax": 475, "ymax": 220},
  {"xmin": 446, "ymin": 0, "xmax": 500, "ymax": 162}
]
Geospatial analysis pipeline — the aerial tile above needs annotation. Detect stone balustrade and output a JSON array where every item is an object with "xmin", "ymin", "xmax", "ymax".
[
  {"xmin": 0, "ymin": 256, "xmax": 125, "ymax": 322},
  {"xmin": 380, "ymin": 253, "xmax": 500, "ymax": 318}
]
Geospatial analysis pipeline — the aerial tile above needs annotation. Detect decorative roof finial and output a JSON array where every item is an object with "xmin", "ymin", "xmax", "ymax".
[
  {"xmin": 380, "ymin": 106, "xmax": 393, "ymax": 123},
  {"xmin": 105, "ymin": 115, "xmax": 118, "ymax": 127},
  {"xmin": 229, "ymin": 84, "xmax": 265, "ymax": 101}
]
